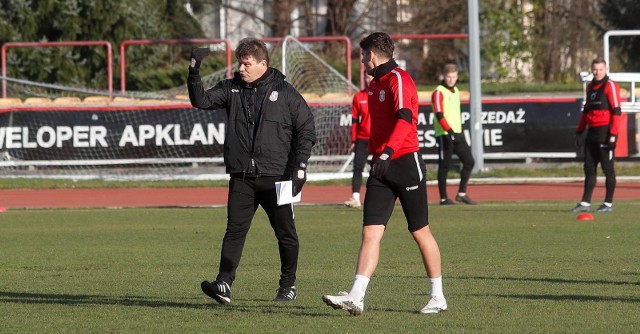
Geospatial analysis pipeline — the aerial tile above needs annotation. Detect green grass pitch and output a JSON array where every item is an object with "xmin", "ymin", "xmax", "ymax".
[{"xmin": 1, "ymin": 201, "xmax": 639, "ymax": 333}]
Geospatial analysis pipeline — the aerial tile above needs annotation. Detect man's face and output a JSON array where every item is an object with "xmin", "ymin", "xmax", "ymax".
[
  {"xmin": 592, "ymin": 62, "xmax": 607, "ymax": 81},
  {"xmin": 361, "ymin": 49, "xmax": 375, "ymax": 75},
  {"xmin": 238, "ymin": 55, "xmax": 267, "ymax": 83},
  {"xmin": 444, "ymin": 71, "xmax": 458, "ymax": 87}
]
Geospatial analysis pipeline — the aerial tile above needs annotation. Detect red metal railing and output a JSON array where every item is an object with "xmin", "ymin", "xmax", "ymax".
[
  {"xmin": 4, "ymin": 35, "xmax": 467, "ymax": 98},
  {"xmin": 1, "ymin": 41, "xmax": 113, "ymax": 98},
  {"xmin": 119, "ymin": 39, "xmax": 232, "ymax": 94}
]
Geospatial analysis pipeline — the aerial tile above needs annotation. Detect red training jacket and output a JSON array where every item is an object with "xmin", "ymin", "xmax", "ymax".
[
  {"xmin": 431, "ymin": 87, "xmax": 453, "ymax": 133},
  {"xmin": 576, "ymin": 76, "xmax": 621, "ymax": 135},
  {"xmin": 367, "ymin": 59, "xmax": 419, "ymax": 159},
  {"xmin": 351, "ymin": 89, "xmax": 371, "ymax": 141}
]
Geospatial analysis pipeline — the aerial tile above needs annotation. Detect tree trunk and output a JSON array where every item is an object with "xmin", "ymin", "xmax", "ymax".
[
  {"xmin": 270, "ymin": 0, "xmax": 299, "ymax": 37},
  {"xmin": 324, "ymin": 0, "xmax": 356, "ymax": 36}
]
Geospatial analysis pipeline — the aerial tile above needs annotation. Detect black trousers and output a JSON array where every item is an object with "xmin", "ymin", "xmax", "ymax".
[
  {"xmin": 582, "ymin": 126, "xmax": 616, "ymax": 203},
  {"xmin": 351, "ymin": 139, "xmax": 369, "ymax": 193},
  {"xmin": 216, "ymin": 175, "xmax": 299, "ymax": 288},
  {"xmin": 437, "ymin": 134, "xmax": 475, "ymax": 199}
]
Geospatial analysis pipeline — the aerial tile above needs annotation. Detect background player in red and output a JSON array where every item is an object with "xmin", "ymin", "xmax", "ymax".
[
  {"xmin": 432, "ymin": 63, "xmax": 476, "ymax": 205},
  {"xmin": 572, "ymin": 57, "xmax": 621, "ymax": 213},
  {"xmin": 344, "ymin": 73, "xmax": 373, "ymax": 209},
  {"xmin": 323, "ymin": 32, "xmax": 447, "ymax": 315}
]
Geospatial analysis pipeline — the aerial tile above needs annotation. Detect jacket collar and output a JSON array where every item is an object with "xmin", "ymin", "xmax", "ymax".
[
  {"xmin": 233, "ymin": 67, "xmax": 285, "ymax": 88},
  {"xmin": 372, "ymin": 59, "xmax": 398, "ymax": 80},
  {"xmin": 592, "ymin": 75, "xmax": 609, "ymax": 86},
  {"xmin": 440, "ymin": 80, "xmax": 456, "ymax": 91}
]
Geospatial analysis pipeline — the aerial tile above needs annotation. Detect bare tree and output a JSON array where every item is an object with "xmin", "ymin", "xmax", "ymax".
[
  {"xmin": 324, "ymin": 0, "xmax": 357, "ymax": 36},
  {"xmin": 208, "ymin": 0, "xmax": 300, "ymax": 37},
  {"xmin": 299, "ymin": 0, "xmax": 316, "ymax": 36},
  {"xmin": 269, "ymin": 0, "xmax": 300, "ymax": 36},
  {"xmin": 405, "ymin": 0, "xmax": 468, "ymax": 83},
  {"xmin": 530, "ymin": 0, "xmax": 602, "ymax": 82}
]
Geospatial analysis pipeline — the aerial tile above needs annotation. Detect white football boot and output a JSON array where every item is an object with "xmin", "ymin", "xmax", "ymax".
[
  {"xmin": 344, "ymin": 198, "xmax": 361, "ymax": 208},
  {"xmin": 420, "ymin": 296, "xmax": 448, "ymax": 314},
  {"xmin": 322, "ymin": 291, "xmax": 364, "ymax": 316}
]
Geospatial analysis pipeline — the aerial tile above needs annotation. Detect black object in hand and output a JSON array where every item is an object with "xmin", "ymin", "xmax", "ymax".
[
  {"xmin": 190, "ymin": 48, "xmax": 210, "ymax": 69},
  {"xmin": 292, "ymin": 163, "xmax": 307, "ymax": 196},
  {"xmin": 608, "ymin": 134, "xmax": 617, "ymax": 150}
]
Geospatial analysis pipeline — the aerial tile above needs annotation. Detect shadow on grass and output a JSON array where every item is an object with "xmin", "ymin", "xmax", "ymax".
[
  {"xmin": 452, "ymin": 275, "xmax": 640, "ymax": 287},
  {"xmin": 0, "ymin": 291, "xmax": 209, "ymax": 309},
  {"xmin": 0, "ymin": 291, "xmax": 328, "ymax": 316},
  {"xmin": 491, "ymin": 293, "xmax": 640, "ymax": 303},
  {"xmin": 431, "ymin": 203, "xmax": 573, "ymax": 213}
]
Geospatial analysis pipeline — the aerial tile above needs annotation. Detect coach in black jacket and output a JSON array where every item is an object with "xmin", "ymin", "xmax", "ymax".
[{"xmin": 187, "ymin": 38, "xmax": 316, "ymax": 304}]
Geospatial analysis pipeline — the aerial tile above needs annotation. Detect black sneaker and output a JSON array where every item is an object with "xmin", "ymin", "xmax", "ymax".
[
  {"xmin": 571, "ymin": 203, "xmax": 591, "ymax": 213},
  {"xmin": 201, "ymin": 280, "xmax": 231, "ymax": 304},
  {"xmin": 455, "ymin": 194, "xmax": 476, "ymax": 205},
  {"xmin": 440, "ymin": 198, "xmax": 455, "ymax": 205},
  {"xmin": 596, "ymin": 204, "xmax": 613, "ymax": 212},
  {"xmin": 273, "ymin": 286, "xmax": 297, "ymax": 301}
]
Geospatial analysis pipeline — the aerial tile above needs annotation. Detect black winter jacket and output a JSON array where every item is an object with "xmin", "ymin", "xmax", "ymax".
[{"xmin": 187, "ymin": 67, "xmax": 316, "ymax": 176}]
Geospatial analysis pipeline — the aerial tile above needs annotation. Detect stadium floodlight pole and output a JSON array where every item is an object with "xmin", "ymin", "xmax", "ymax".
[{"xmin": 468, "ymin": 0, "xmax": 485, "ymax": 172}]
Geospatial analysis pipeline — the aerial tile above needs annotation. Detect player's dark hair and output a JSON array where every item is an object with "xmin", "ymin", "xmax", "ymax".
[
  {"xmin": 359, "ymin": 32, "xmax": 394, "ymax": 59},
  {"xmin": 591, "ymin": 56, "xmax": 607, "ymax": 67},
  {"xmin": 236, "ymin": 37, "xmax": 270, "ymax": 65}
]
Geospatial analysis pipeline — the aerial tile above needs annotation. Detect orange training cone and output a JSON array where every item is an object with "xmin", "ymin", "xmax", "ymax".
[{"xmin": 576, "ymin": 213, "xmax": 594, "ymax": 221}]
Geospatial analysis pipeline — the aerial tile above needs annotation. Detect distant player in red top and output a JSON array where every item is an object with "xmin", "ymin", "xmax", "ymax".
[
  {"xmin": 323, "ymin": 32, "xmax": 447, "ymax": 316},
  {"xmin": 572, "ymin": 57, "xmax": 621, "ymax": 213},
  {"xmin": 344, "ymin": 73, "xmax": 373, "ymax": 209}
]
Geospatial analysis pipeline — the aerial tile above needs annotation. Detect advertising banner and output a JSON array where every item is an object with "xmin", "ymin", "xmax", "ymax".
[
  {"xmin": 0, "ymin": 105, "xmax": 227, "ymax": 161},
  {"xmin": 417, "ymin": 98, "xmax": 584, "ymax": 155},
  {"xmin": 0, "ymin": 98, "xmax": 635, "ymax": 165}
]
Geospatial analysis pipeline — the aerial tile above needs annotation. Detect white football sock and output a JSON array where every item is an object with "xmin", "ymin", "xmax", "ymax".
[
  {"xmin": 352, "ymin": 192, "xmax": 360, "ymax": 201},
  {"xmin": 429, "ymin": 276, "xmax": 444, "ymax": 298},
  {"xmin": 349, "ymin": 274, "xmax": 370, "ymax": 300}
]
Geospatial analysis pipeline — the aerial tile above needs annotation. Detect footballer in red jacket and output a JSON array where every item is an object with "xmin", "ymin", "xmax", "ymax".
[
  {"xmin": 572, "ymin": 57, "xmax": 621, "ymax": 213},
  {"xmin": 323, "ymin": 32, "xmax": 447, "ymax": 316}
]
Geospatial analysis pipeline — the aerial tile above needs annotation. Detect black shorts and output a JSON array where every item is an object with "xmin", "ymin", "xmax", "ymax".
[{"xmin": 363, "ymin": 152, "xmax": 429, "ymax": 232}]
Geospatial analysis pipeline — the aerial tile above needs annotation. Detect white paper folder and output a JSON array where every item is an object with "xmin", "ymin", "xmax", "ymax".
[{"xmin": 275, "ymin": 180, "xmax": 302, "ymax": 205}]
